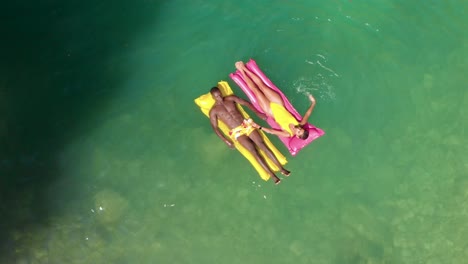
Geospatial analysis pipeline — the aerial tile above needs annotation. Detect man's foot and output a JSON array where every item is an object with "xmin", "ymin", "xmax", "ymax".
[
  {"xmin": 272, "ymin": 175, "xmax": 281, "ymax": 185},
  {"xmin": 274, "ymin": 178, "xmax": 281, "ymax": 185},
  {"xmin": 280, "ymin": 169, "xmax": 291, "ymax": 177}
]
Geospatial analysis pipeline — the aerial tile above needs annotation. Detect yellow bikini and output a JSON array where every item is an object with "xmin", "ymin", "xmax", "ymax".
[{"xmin": 269, "ymin": 102, "xmax": 299, "ymax": 136}]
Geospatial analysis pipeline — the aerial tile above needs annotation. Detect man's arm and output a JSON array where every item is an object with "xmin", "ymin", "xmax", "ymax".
[
  {"xmin": 225, "ymin": 95, "xmax": 267, "ymax": 120},
  {"xmin": 209, "ymin": 109, "xmax": 234, "ymax": 148},
  {"xmin": 249, "ymin": 120, "xmax": 291, "ymax": 137},
  {"xmin": 299, "ymin": 94, "xmax": 316, "ymax": 126}
]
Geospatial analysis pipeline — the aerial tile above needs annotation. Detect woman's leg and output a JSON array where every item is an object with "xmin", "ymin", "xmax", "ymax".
[
  {"xmin": 236, "ymin": 62, "xmax": 284, "ymax": 107},
  {"xmin": 235, "ymin": 62, "xmax": 272, "ymax": 115}
]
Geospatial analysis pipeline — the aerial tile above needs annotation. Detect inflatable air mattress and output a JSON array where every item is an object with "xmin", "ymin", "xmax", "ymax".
[
  {"xmin": 230, "ymin": 59, "xmax": 325, "ymax": 156},
  {"xmin": 194, "ymin": 81, "xmax": 287, "ymax": 181}
]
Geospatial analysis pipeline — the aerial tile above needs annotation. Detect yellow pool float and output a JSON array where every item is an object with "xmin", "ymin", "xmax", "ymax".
[{"xmin": 194, "ymin": 81, "xmax": 287, "ymax": 181}]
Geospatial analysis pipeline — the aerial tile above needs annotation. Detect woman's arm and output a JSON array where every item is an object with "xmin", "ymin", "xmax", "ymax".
[
  {"xmin": 299, "ymin": 94, "xmax": 316, "ymax": 126},
  {"xmin": 259, "ymin": 126, "xmax": 291, "ymax": 137},
  {"xmin": 250, "ymin": 120, "xmax": 290, "ymax": 137}
]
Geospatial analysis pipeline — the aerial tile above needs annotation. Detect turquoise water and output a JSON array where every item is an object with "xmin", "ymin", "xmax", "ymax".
[{"xmin": 1, "ymin": 0, "xmax": 467, "ymax": 263}]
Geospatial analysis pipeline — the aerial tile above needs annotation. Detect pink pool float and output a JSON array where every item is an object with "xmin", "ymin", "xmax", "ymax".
[{"xmin": 230, "ymin": 59, "xmax": 325, "ymax": 156}]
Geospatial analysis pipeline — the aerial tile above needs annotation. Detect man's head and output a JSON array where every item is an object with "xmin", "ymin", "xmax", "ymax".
[
  {"xmin": 292, "ymin": 125, "xmax": 309, "ymax": 140},
  {"xmin": 210, "ymin": 87, "xmax": 223, "ymax": 102}
]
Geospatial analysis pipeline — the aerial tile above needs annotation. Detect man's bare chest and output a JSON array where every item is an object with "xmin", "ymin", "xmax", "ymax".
[{"xmin": 214, "ymin": 102, "xmax": 238, "ymax": 113}]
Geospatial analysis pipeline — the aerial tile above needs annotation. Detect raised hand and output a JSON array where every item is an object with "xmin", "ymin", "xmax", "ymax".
[{"xmin": 308, "ymin": 94, "xmax": 316, "ymax": 104}]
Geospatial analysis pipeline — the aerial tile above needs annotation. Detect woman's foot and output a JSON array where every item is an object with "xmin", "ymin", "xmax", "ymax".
[{"xmin": 235, "ymin": 61, "xmax": 246, "ymax": 71}]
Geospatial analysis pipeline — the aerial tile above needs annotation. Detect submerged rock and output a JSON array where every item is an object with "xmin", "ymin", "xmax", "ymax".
[
  {"xmin": 423, "ymin": 73, "xmax": 433, "ymax": 89},
  {"xmin": 94, "ymin": 189, "xmax": 129, "ymax": 225}
]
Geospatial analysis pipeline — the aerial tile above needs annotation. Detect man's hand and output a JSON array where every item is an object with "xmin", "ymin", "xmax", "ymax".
[
  {"xmin": 250, "ymin": 120, "xmax": 261, "ymax": 129},
  {"xmin": 225, "ymin": 140, "xmax": 235, "ymax": 149}
]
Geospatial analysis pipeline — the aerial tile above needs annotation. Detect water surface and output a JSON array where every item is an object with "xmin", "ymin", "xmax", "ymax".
[{"xmin": 1, "ymin": 1, "xmax": 467, "ymax": 263}]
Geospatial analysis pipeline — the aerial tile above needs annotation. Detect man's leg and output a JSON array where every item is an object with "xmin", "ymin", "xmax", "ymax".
[
  {"xmin": 237, "ymin": 135, "xmax": 281, "ymax": 184},
  {"xmin": 248, "ymin": 130, "xmax": 291, "ymax": 176},
  {"xmin": 236, "ymin": 61, "xmax": 285, "ymax": 107}
]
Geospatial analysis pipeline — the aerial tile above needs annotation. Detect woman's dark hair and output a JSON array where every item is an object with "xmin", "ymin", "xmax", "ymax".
[{"xmin": 299, "ymin": 128, "xmax": 309, "ymax": 140}]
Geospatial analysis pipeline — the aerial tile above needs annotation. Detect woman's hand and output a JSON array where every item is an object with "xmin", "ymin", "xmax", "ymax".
[
  {"xmin": 300, "ymin": 94, "xmax": 316, "ymax": 126},
  {"xmin": 250, "ymin": 120, "xmax": 261, "ymax": 129},
  {"xmin": 308, "ymin": 94, "xmax": 316, "ymax": 104}
]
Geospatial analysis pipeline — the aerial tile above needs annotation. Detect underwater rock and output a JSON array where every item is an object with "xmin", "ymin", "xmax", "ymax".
[
  {"xmin": 334, "ymin": 128, "xmax": 353, "ymax": 150},
  {"xmin": 94, "ymin": 189, "xmax": 129, "ymax": 225},
  {"xmin": 338, "ymin": 202, "xmax": 395, "ymax": 263},
  {"xmin": 461, "ymin": 92, "xmax": 468, "ymax": 117},
  {"xmin": 199, "ymin": 134, "xmax": 229, "ymax": 164},
  {"xmin": 92, "ymin": 147, "xmax": 113, "ymax": 179},
  {"xmin": 423, "ymin": 73, "xmax": 433, "ymax": 89},
  {"xmin": 289, "ymin": 240, "xmax": 304, "ymax": 256},
  {"xmin": 188, "ymin": 127, "xmax": 228, "ymax": 165},
  {"xmin": 442, "ymin": 134, "xmax": 462, "ymax": 146}
]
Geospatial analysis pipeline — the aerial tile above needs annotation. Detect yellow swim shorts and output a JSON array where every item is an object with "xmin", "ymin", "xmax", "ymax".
[{"xmin": 229, "ymin": 119, "xmax": 255, "ymax": 140}]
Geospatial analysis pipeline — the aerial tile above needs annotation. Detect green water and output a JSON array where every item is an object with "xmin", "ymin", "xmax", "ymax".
[{"xmin": 1, "ymin": 0, "xmax": 467, "ymax": 263}]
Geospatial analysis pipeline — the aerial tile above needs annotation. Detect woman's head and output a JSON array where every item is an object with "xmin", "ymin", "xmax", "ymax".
[{"xmin": 293, "ymin": 125, "xmax": 309, "ymax": 140}]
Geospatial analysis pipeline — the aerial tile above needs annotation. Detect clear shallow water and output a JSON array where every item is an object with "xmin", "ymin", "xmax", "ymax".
[{"xmin": 1, "ymin": 0, "xmax": 467, "ymax": 263}]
